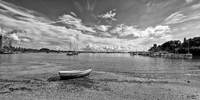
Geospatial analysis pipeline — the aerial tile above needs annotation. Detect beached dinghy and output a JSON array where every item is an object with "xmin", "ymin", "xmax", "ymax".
[{"xmin": 59, "ymin": 69, "xmax": 92, "ymax": 79}]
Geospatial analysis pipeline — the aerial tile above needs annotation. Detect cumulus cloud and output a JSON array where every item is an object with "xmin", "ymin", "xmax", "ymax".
[
  {"xmin": 81, "ymin": 36, "xmax": 138, "ymax": 51},
  {"xmin": 19, "ymin": 36, "xmax": 32, "ymax": 42},
  {"xmin": 81, "ymin": 25, "xmax": 172, "ymax": 51},
  {"xmin": 144, "ymin": 25, "xmax": 171, "ymax": 38},
  {"xmin": 95, "ymin": 25, "xmax": 111, "ymax": 32},
  {"xmin": 110, "ymin": 24, "xmax": 171, "ymax": 39},
  {"xmin": 185, "ymin": 0, "xmax": 193, "ymax": 3},
  {"xmin": 9, "ymin": 33, "xmax": 19, "ymax": 41},
  {"xmin": 98, "ymin": 9, "xmax": 117, "ymax": 21},
  {"xmin": 0, "ymin": 0, "xmax": 86, "ymax": 49}
]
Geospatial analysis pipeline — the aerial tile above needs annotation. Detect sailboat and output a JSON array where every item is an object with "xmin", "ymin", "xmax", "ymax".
[
  {"xmin": 66, "ymin": 38, "xmax": 79, "ymax": 56},
  {"xmin": 185, "ymin": 39, "xmax": 192, "ymax": 59}
]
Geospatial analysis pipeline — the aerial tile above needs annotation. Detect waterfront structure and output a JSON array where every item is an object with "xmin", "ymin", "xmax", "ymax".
[{"xmin": 129, "ymin": 51, "xmax": 193, "ymax": 59}]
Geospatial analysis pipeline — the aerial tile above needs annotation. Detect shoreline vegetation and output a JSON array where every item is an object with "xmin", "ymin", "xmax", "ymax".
[
  {"xmin": 0, "ymin": 47, "xmax": 130, "ymax": 54},
  {"xmin": 148, "ymin": 37, "xmax": 200, "ymax": 56},
  {"xmin": 130, "ymin": 36, "xmax": 200, "ymax": 59}
]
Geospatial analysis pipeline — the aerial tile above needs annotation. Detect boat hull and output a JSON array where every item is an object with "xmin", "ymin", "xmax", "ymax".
[{"xmin": 59, "ymin": 69, "xmax": 92, "ymax": 80}]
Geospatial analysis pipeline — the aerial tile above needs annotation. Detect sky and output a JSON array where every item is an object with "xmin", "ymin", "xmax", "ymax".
[{"xmin": 0, "ymin": 0, "xmax": 200, "ymax": 51}]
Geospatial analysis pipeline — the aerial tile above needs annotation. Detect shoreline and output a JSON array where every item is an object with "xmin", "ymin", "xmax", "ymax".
[
  {"xmin": 130, "ymin": 52, "xmax": 194, "ymax": 59},
  {"xmin": 0, "ymin": 70, "xmax": 200, "ymax": 100}
]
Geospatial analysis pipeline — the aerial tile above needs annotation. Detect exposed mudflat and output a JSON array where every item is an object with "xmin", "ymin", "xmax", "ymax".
[{"xmin": 0, "ymin": 71, "xmax": 200, "ymax": 100}]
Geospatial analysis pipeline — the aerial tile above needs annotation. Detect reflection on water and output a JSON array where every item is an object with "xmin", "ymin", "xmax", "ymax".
[
  {"xmin": 0, "ymin": 53, "xmax": 200, "ymax": 79},
  {"xmin": 1, "ymin": 53, "xmax": 200, "ymax": 100}
]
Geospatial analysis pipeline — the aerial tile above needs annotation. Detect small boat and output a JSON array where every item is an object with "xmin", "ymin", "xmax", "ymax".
[
  {"xmin": 66, "ymin": 51, "xmax": 79, "ymax": 56},
  {"xmin": 59, "ymin": 69, "xmax": 92, "ymax": 79}
]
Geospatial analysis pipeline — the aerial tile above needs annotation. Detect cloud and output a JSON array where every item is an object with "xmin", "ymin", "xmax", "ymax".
[
  {"xmin": 0, "ymin": 0, "xmax": 35, "ymax": 18},
  {"xmin": 164, "ymin": 3, "xmax": 200, "ymax": 25},
  {"xmin": 185, "ymin": 0, "xmax": 193, "ymax": 3},
  {"xmin": 95, "ymin": 25, "xmax": 111, "ymax": 32},
  {"xmin": 19, "ymin": 36, "xmax": 32, "ymax": 42},
  {"xmin": 164, "ymin": 12, "xmax": 200, "ymax": 25},
  {"xmin": 191, "ymin": 3, "xmax": 200, "ymax": 9},
  {"xmin": 162, "ymin": 2, "xmax": 200, "ymax": 43},
  {"xmin": 81, "ymin": 36, "xmax": 139, "ymax": 51},
  {"xmin": 0, "ymin": 1, "xmax": 85, "ymax": 49},
  {"xmin": 144, "ymin": 25, "xmax": 171, "ymax": 38},
  {"xmin": 70, "ymin": 12, "xmax": 77, "ymax": 17},
  {"xmin": 56, "ymin": 14, "xmax": 95, "ymax": 33},
  {"xmin": 110, "ymin": 24, "xmax": 171, "ymax": 39},
  {"xmin": 9, "ymin": 33, "xmax": 19, "ymax": 41},
  {"xmin": 80, "ymin": 24, "xmax": 172, "ymax": 51},
  {"xmin": 98, "ymin": 9, "xmax": 117, "ymax": 21},
  {"xmin": 0, "ymin": 0, "xmax": 174, "ymax": 51},
  {"xmin": 164, "ymin": 11, "xmax": 187, "ymax": 24}
]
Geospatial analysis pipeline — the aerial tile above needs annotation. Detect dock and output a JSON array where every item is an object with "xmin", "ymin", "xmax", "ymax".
[{"xmin": 129, "ymin": 52, "xmax": 193, "ymax": 59}]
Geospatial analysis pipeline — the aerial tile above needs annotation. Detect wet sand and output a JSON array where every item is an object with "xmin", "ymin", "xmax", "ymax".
[{"xmin": 0, "ymin": 70, "xmax": 200, "ymax": 100}]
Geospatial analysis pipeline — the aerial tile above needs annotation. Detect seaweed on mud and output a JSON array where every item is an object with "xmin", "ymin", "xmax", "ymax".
[
  {"xmin": 0, "ymin": 84, "xmax": 12, "ymax": 90},
  {"xmin": 0, "ymin": 79, "xmax": 31, "ymax": 83},
  {"xmin": 0, "ymin": 91, "xmax": 10, "ymax": 94},
  {"xmin": 0, "ymin": 78, "xmax": 48, "ymax": 94},
  {"xmin": 47, "ymin": 76, "xmax": 61, "ymax": 82},
  {"xmin": 47, "ymin": 75, "xmax": 114, "ymax": 93},
  {"xmin": 8, "ymin": 87, "xmax": 32, "ymax": 92},
  {"xmin": 59, "ymin": 77, "xmax": 95, "ymax": 89},
  {"xmin": 187, "ymin": 94, "xmax": 199, "ymax": 99},
  {"xmin": 97, "ymin": 78, "xmax": 171, "ymax": 84},
  {"xmin": 47, "ymin": 75, "xmax": 95, "ymax": 88}
]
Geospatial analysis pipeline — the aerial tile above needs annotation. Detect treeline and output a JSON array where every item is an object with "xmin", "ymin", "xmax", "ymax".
[
  {"xmin": 149, "ymin": 37, "xmax": 200, "ymax": 56},
  {"xmin": 11, "ymin": 47, "xmax": 66, "ymax": 53}
]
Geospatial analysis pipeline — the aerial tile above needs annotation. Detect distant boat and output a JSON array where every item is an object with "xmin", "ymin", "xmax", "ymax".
[
  {"xmin": 66, "ymin": 51, "xmax": 79, "ymax": 56},
  {"xmin": 59, "ymin": 69, "xmax": 92, "ymax": 79}
]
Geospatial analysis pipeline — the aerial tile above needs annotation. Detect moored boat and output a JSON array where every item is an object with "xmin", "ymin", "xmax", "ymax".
[
  {"xmin": 59, "ymin": 69, "xmax": 92, "ymax": 79},
  {"xmin": 66, "ymin": 51, "xmax": 79, "ymax": 56}
]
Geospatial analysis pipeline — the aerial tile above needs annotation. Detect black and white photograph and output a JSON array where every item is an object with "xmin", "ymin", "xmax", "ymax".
[{"xmin": 0, "ymin": 0, "xmax": 200, "ymax": 99}]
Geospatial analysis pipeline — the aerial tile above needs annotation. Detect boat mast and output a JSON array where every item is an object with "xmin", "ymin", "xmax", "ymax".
[
  {"xmin": 76, "ymin": 34, "xmax": 79, "ymax": 51},
  {"xmin": 73, "ymin": 40, "xmax": 76, "ymax": 51},
  {"xmin": 188, "ymin": 39, "xmax": 190, "ymax": 54},
  {"xmin": 69, "ymin": 39, "xmax": 72, "ymax": 51},
  {"xmin": 0, "ymin": 26, "xmax": 2, "ymax": 50}
]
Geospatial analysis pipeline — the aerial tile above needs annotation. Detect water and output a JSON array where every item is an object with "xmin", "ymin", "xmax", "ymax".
[
  {"xmin": 0, "ymin": 53, "xmax": 200, "ymax": 79},
  {"xmin": 1, "ymin": 53, "xmax": 200, "ymax": 100}
]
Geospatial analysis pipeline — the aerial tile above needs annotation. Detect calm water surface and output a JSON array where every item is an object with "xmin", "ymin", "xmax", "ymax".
[{"xmin": 0, "ymin": 53, "xmax": 200, "ymax": 79}]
